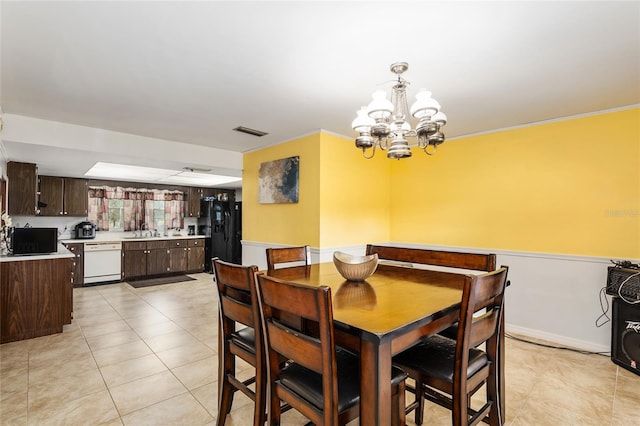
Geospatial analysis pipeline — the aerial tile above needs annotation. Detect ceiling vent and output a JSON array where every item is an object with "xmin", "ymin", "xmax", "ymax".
[
  {"xmin": 233, "ymin": 126, "xmax": 268, "ymax": 137},
  {"xmin": 183, "ymin": 167, "xmax": 211, "ymax": 173}
]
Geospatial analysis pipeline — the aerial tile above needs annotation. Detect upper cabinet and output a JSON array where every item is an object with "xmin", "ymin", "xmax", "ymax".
[
  {"xmin": 63, "ymin": 178, "xmax": 88, "ymax": 216},
  {"xmin": 186, "ymin": 187, "xmax": 203, "ymax": 218},
  {"xmin": 38, "ymin": 176, "xmax": 88, "ymax": 216},
  {"xmin": 7, "ymin": 161, "xmax": 37, "ymax": 216},
  {"xmin": 185, "ymin": 187, "xmax": 231, "ymax": 218}
]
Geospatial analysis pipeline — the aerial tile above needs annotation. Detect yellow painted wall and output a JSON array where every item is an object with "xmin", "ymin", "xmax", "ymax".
[
  {"xmin": 390, "ymin": 108, "xmax": 640, "ymax": 258},
  {"xmin": 243, "ymin": 131, "xmax": 391, "ymax": 248},
  {"xmin": 243, "ymin": 133, "xmax": 321, "ymax": 246},
  {"xmin": 318, "ymin": 132, "xmax": 390, "ymax": 247}
]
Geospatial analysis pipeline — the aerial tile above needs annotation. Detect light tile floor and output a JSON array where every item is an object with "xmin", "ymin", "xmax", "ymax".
[{"xmin": 1, "ymin": 273, "xmax": 638, "ymax": 425}]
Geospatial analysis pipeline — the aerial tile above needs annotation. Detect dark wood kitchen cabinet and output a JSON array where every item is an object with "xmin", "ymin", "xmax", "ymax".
[
  {"xmin": 186, "ymin": 187, "xmax": 203, "ymax": 218},
  {"xmin": 7, "ymin": 161, "xmax": 37, "ymax": 216},
  {"xmin": 64, "ymin": 242, "xmax": 85, "ymax": 287},
  {"xmin": 38, "ymin": 176, "xmax": 88, "ymax": 216},
  {"xmin": 1, "ymin": 256, "xmax": 73, "ymax": 344},
  {"xmin": 122, "ymin": 240, "xmax": 171, "ymax": 280},
  {"xmin": 63, "ymin": 177, "xmax": 88, "ymax": 216},
  {"xmin": 146, "ymin": 240, "xmax": 171, "ymax": 275},
  {"xmin": 122, "ymin": 241, "xmax": 147, "ymax": 280},
  {"xmin": 186, "ymin": 188, "xmax": 233, "ymax": 218},
  {"xmin": 169, "ymin": 240, "xmax": 188, "ymax": 273},
  {"xmin": 187, "ymin": 238, "xmax": 205, "ymax": 272}
]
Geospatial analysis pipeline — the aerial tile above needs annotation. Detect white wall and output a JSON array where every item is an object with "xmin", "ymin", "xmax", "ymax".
[{"xmin": 243, "ymin": 240, "xmax": 625, "ymax": 353}]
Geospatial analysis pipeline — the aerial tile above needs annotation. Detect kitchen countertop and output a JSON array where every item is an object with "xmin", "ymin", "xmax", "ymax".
[
  {"xmin": 1, "ymin": 234, "xmax": 205, "ymax": 262},
  {"xmin": 60, "ymin": 233, "xmax": 206, "ymax": 244},
  {"xmin": 0, "ymin": 244, "xmax": 74, "ymax": 263}
]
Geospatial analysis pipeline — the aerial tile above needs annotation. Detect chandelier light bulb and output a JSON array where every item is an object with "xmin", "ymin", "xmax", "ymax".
[
  {"xmin": 367, "ymin": 90, "xmax": 394, "ymax": 120},
  {"xmin": 352, "ymin": 107, "xmax": 375, "ymax": 132},
  {"xmin": 431, "ymin": 111, "xmax": 447, "ymax": 126},
  {"xmin": 410, "ymin": 89, "xmax": 441, "ymax": 119}
]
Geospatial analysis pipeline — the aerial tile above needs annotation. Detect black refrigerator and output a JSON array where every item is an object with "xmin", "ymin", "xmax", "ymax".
[{"xmin": 198, "ymin": 197, "xmax": 241, "ymax": 271}]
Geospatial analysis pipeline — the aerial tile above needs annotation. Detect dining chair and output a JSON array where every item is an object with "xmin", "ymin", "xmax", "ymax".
[
  {"xmin": 366, "ymin": 244, "xmax": 496, "ymax": 272},
  {"xmin": 265, "ymin": 245, "xmax": 311, "ymax": 270},
  {"xmin": 255, "ymin": 273, "xmax": 407, "ymax": 426},
  {"xmin": 212, "ymin": 258, "xmax": 266, "ymax": 426},
  {"xmin": 393, "ymin": 266, "xmax": 509, "ymax": 426},
  {"xmin": 366, "ymin": 244, "xmax": 498, "ymax": 339}
]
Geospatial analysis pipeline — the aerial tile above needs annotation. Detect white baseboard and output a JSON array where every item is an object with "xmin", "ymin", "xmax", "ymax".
[{"xmin": 506, "ymin": 324, "xmax": 610, "ymax": 354}]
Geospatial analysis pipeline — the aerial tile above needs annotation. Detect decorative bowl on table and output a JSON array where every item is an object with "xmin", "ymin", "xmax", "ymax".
[{"xmin": 333, "ymin": 251, "xmax": 379, "ymax": 281}]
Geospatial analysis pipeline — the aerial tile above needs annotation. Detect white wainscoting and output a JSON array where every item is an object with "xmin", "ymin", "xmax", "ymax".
[{"xmin": 243, "ymin": 240, "xmax": 634, "ymax": 353}]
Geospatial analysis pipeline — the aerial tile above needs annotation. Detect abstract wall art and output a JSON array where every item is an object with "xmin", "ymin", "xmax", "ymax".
[{"xmin": 258, "ymin": 156, "xmax": 299, "ymax": 204}]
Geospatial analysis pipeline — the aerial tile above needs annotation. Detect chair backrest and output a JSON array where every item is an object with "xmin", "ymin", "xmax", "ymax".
[
  {"xmin": 455, "ymin": 266, "xmax": 509, "ymax": 396},
  {"xmin": 366, "ymin": 244, "xmax": 496, "ymax": 272},
  {"xmin": 212, "ymin": 258, "xmax": 262, "ymax": 353},
  {"xmin": 256, "ymin": 273, "xmax": 340, "ymax": 425},
  {"xmin": 266, "ymin": 245, "xmax": 311, "ymax": 270}
]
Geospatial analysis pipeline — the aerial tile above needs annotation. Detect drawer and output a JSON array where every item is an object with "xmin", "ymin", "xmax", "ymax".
[
  {"xmin": 146, "ymin": 240, "xmax": 171, "ymax": 249},
  {"xmin": 188, "ymin": 239, "xmax": 203, "ymax": 247},
  {"xmin": 123, "ymin": 241, "xmax": 147, "ymax": 251}
]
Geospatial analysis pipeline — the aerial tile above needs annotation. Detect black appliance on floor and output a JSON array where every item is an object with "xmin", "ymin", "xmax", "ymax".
[
  {"xmin": 607, "ymin": 265, "xmax": 640, "ymax": 376},
  {"xmin": 612, "ymin": 297, "xmax": 640, "ymax": 376},
  {"xmin": 198, "ymin": 197, "xmax": 241, "ymax": 272}
]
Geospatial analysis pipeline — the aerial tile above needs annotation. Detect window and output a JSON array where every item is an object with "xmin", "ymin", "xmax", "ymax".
[
  {"xmin": 88, "ymin": 186, "xmax": 184, "ymax": 232},
  {"xmin": 152, "ymin": 200, "xmax": 165, "ymax": 231},
  {"xmin": 108, "ymin": 199, "xmax": 124, "ymax": 231}
]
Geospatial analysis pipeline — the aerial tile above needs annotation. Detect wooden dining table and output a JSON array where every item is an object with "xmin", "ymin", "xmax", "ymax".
[{"xmin": 264, "ymin": 261, "xmax": 505, "ymax": 425}]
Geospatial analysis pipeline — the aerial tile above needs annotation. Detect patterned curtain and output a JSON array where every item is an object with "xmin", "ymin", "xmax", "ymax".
[
  {"xmin": 164, "ymin": 191, "xmax": 185, "ymax": 230},
  {"xmin": 87, "ymin": 187, "xmax": 108, "ymax": 230},
  {"xmin": 88, "ymin": 186, "xmax": 185, "ymax": 232}
]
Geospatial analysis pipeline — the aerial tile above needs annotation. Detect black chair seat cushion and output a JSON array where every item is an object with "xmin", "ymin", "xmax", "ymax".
[
  {"xmin": 230, "ymin": 326, "xmax": 256, "ymax": 354},
  {"xmin": 438, "ymin": 323, "xmax": 458, "ymax": 340},
  {"xmin": 279, "ymin": 348, "xmax": 406, "ymax": 412},
  {"xmin": 393, "ymin": 334, "xmax": 488, "ymax": 384}
]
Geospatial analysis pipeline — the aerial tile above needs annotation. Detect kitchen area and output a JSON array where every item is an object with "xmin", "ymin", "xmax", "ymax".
[{"xmin": 0, "ymin": 160, "xmax": 241, "ymax": 344}]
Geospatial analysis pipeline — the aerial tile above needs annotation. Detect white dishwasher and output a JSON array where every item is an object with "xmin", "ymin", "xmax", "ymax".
[{"xmin": 84, "ymin": 242, "xmax": 122, "ymax": 284}]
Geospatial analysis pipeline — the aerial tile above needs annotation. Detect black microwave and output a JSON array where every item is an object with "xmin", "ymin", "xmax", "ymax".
[{"xmin": 11, "ymin": 227, "xmax": 58, "ymax": 255}]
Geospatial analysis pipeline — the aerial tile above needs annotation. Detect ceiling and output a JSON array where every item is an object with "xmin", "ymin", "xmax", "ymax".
[{"xmin": 1, "ymin": 1, "xmax": 639, "ymax": 186}]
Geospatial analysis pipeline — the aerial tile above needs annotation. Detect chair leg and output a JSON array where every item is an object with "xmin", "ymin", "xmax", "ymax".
[
  {"xmin": 392, "ymin": 379, "xmax": 406, "ymax": 426},
  {"xmin": 217, "ymin": 376, "xmax": 234, "ymax": 425},
  {"xmin": 217, "ymin": 348, "xmax": 235, "ymax": 425},
  {"xmin": 414, "ymin": 381, "xmax": 425, "ymax": 425},
  {"xmin": 487, "ymin": 360, "xmax": 501, "ymax": 426},
  {"xmin": 268, "ymin": 388, "xmax": 281, "ymax": 426},
  {"xmin": 253, "ymin": 369, "xmax": 267, "ymax": 426}
]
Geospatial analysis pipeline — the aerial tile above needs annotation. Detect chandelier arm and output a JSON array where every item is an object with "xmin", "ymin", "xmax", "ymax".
[
  {"xmin": 362, "ymin": 144, "xmax": 377, "ymax": 159},
  {"xmin": 379, "ymin": 136, "xmax": 390, "ymax": 151},
  {"xmin": 423, "ymin": 144, "xmax": 438, "ymax": 156}
]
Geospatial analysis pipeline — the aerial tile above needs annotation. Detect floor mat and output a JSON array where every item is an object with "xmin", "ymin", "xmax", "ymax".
[{"xmin": 128, "ymin": 275, "xmax": 196, "ymax": 288}]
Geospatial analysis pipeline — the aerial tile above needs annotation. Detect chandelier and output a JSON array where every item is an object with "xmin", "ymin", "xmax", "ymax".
[{"xmin": 351, "ymin": 62, "xmax": 447, "ymax": 159}]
